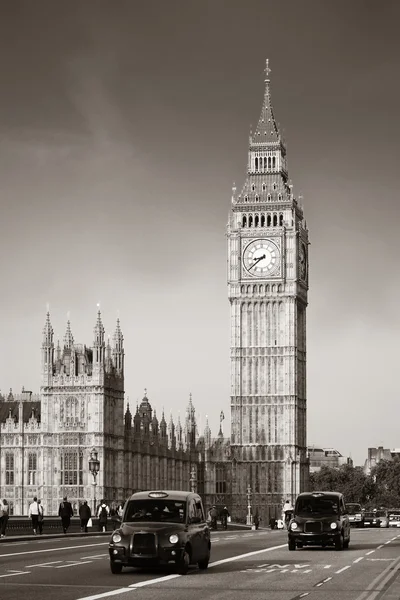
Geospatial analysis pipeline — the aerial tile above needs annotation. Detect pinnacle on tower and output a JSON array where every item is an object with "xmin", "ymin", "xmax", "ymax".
[
  {"xmin": 252, "ymin": 58, "xmax": 280, "ymax": 144},
  {"xmin": 93, "ymin": 310, "xmax": 105, "ymax": 346},
  {"xmin": 112, "ymin": 318, "xmax": 124, "ymax": 373},
  {"xmin": 63, "ymin": 320, "xmax": 74, "ymax": 349},
  {"xmin": 42, "ymin": 312, "xmax": 54, "ymax": 346}
]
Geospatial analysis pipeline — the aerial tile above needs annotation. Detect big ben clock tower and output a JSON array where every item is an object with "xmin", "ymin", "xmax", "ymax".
[{"xmin": 227, "ymin": 61, "xmax": 309, "ymax": 520}]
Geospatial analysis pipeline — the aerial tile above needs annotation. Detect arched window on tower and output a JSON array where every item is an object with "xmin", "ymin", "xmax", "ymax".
[
  {"xmin": 273, "ymin": 214, "xmax": 278, "ymax": 226},
  {"xmin": 267, "ymin": 194, "xmax": 272, "ymax": 202},
  {"xmin": 255, "ymin": 215, "xmax": 259, "ymax": 227},
  {"xmin": 267, "ymin": 214, "xmax": 271, "ymax": 226},
  {"xmin": 242, "ymin": 215, "xmax": 247, "ymax": 227},
  {"xmin": 279, "ymin": 214, "xmax": 283, "ymax": 226},
  {"xmin": 255, "ymin": 157, "xmax": 258, "ymax": 170},
  {"xmin": 255, "ymin": 195, "xmax": 259, "ymax": 202},
  {"xmin": 261, "ymin": 214, "xmax": 265, "ymax": 227},
  {"xmin": 268, "ymin": 156, "xmax": 272, "ymax": 170},
  {"xmin": 272, "ymin": 156, "xmax": 276, "ymax": 169},
  {"xmin": 248, "ymin": 214, "xmax": 253, "ymax": 227},
  {"xmin": 264, "ymin": 157, "xmax": 267, "ymax": 170}
]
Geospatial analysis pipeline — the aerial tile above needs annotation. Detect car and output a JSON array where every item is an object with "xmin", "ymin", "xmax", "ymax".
[
  {"xmin": 388, "ymin": 510, "xmax": 400, "ymax": 527},
  {"xmin": 287, "ymin": 491, "xmax": 351, "ymax": 551},
  {"xmin": 108, "ymin": 490, "xmax": 211, "ymax": 574},
  {"xmin": 376, "ymin": 510, "xmax": 389, "ymax": 528},
  {"xmin": 346, "ymin": 503, "xmax": 364, "ymax": 528},
  {"xmin": 363, "ymin": 511, "xmax": 381, "ymax": 528}
]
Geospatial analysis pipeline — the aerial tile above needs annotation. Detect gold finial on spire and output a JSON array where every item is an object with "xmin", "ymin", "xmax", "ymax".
[{"xmin": 265, "ymin": 58, "xmax": 271, "ymax": 81}]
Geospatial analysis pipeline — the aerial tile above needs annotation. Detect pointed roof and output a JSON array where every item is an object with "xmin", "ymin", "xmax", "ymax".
[
  {"xmin": 113, "ymin": 318, "xmax": 123, "ymax": 346},
  {"xmin": 42, "ymin": 312, "xmax": 54, "ymax": 345},
  {"xmin": 63, "ymin": 320, "xmax": 74, "ymax": 349},
  {"xmin": 93, "ymin": 310, "xmax": 105, "ymax": 345},
  {"xmin": 251, "ymin": 59, "xmax": 281, "ymax": 146}
]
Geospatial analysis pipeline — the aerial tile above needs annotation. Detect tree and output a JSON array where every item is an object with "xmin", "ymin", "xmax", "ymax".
[
  {"xmin": 309, "ymin": 464, "xmax": 374, "ymax": 505},
  {"xmin": 371, "ymin": 458, "xmax": 400, "ymax": 508}
]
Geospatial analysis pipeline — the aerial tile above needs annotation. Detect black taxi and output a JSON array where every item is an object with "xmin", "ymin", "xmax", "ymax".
[
  {"xmin": 288, "ymin": 491, "xmax": 351, "ymax": 551},
  {"xmin": 109, "ymin": 490, "xmax": 211, "ymax": 574}
]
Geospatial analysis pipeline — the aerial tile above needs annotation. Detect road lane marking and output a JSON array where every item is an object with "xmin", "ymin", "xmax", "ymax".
[
  {"xmin": 0, "ymin": 542, "xmax": 106, "ymax": 558},
  {"xmin": 56, "ymin": 560, "xmax": 93, "ymax": 568},
  {"xmin": 208, "ymin": 543, "xmax": 286, "ymax": 568},
  {"xmin": 25, "ymin": 560, "xmax": 63, "ymax": 567},
  {"xmin": 0, "ymin": 571, "xmax": 31, "ymax": 578},
  {"xmin": 336, "ymin": 566, "xmax": 350, "ymax": 574},
  {"xmin": 377, "ymin": 545, "xmax": 384, "ymax": 549},
  {"xmin": 80, "ymin": 554, "xmax": 108, "ymax": 559},
  {"xmin": 76, "ymin": 543, "xmax": 287, "ymax": 600},
  {"xmin": 323, "ymin": 577, "xmax": 332, "ymax": 582},
  {"xmin": 366, "ymin": 550, "xmax": 375, "ymax": 555},
  {"xmin": 324, "ymin": 565, "xmax": 331, "ymax": 568},
  {"xmin": 354, "ymin": 557, "xmax": 364, "ymax": 563},
  {"xmin": 353, "ymin": 551, "xmax": 400, "ymax": 600}
]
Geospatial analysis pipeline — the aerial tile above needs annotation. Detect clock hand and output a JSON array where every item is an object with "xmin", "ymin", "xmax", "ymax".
[{"xmin": 248, "ymin": 254, "xmax": 266, "ymax": 270}]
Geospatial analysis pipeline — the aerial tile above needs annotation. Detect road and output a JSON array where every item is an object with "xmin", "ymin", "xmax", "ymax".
[{"xmin": 1, "ymin": 527, "xmax": 400, "ymax": 600}]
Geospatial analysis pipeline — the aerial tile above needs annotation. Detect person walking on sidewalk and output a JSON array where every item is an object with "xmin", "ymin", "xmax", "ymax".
[
  {"xmin": 37, "ymin": 499, "xmax": 44, "ymax": 535},
  {"xmin": 0, "ymin": 499, "xmax": 9, "ymax": 537},
  {"xmin": 97, "ymin": 500, "xmax": 110, "ymax": 532},
  {"xmin": 28, "ymin": 496, "xmax": 40, "ymax": 535},
  {"xmin": 79, "ymin": 500, "xmax": 92, "ymax": 533},
  {"xmin": 58, "ymin": 496, "xmax": 74, "ymax": 533}
]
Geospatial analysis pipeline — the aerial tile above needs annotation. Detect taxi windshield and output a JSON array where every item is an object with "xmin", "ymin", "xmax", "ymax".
[
  {"xmin": 346, "ymin": 504, "xmax": 362, "ymax": 515},
  {"xmin": 124, "ymin": 499, "xmax": 186, "ymax": 523},
  {"xmin": 295, "ymin": 495, "xmax": 339, "ymax": 516}
]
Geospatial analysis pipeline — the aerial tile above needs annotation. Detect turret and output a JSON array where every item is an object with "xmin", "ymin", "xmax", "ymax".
[
  {"xmin": 41, "ymin": 312, "xmax": 54, "ymax": 383},
  {"xmin": 184, "ymin": 393, "xmax": 197, "ymax": 450},
  {"xmin": 112, "ymin": 318, "xmax": 124, "ymax": 374},
  {"xmin": 93, "ymin": 310, "xmax": 105, "ymax": 366}
]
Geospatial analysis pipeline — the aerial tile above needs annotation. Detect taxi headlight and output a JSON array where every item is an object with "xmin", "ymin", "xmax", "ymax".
[
  {"xmin": 290, "ymin": 522, "xmax": 298, "ymax": 531},
  {"xmin": 169, "ymin": 534, "xmax": 179, "ymax": 544},
  {"xmin": 112, "ymin": 532, "xmax": 122, "ymax": 543},
  {"xmin": 330, "ymin": 522, "xmax": 337, "ymax": 529}
]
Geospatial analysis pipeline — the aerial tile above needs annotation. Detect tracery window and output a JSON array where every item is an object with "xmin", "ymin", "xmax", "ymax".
[
  {"xmin": 215, "ymin": 463, "xmax": 227, "ymax": 494},
  {"xmin": 60, "ymin": 450, "xmax": 83, "ymax": 485},
  {"xmin": 28, "ymin": 452, "xmax": 37, "ymax": 485},
  {"xmin": 5, "ymin": 452, "xmax": 14, "ymax": 485}
]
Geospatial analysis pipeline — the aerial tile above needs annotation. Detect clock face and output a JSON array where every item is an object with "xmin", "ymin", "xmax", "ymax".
[
  {"xmin": 243, "ymin": 239, "xmax": 280, "ymax": 277},
  {"xmin": 299, "ymin": 242, "xmax": 307, "ymax": 280}
]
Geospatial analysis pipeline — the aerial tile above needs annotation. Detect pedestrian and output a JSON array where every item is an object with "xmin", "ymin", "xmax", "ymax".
[
  {"xmin": 97, "ymin": 500, "xmax": 110, "ymax": 532},
  {"xmin": 208, "ymin": 505, "xmax": 218, "ymax": 530},
  {"xmin": 253, "ymin": 511, "xmax": 261, "ymax": 530},
  {"xmin": 37, "ymin": 499, "xmax": 44, "ymax": 535},
  {"xmin": 28, "ymin": 496, "xmax": 40, "ymax": 535},
  {"xmin": 58, "ymin": 496, "xmax": 74, "ymax": 533},
  {"xmin": 282, "ymin": 499, "xmax": 294, "ymax": 530},
  {"xmin": 117, "ymin": 503, "xmax": 124, "ymax": 519},
  {"xmin": 79, "ymin": 500, "xmax": 92, "ymax": 533},
  {"xmin": 109, "ymin": 503, "xmax": 120, "ymax": 530},
  {"xmin": 0, "ymin": 499, "xmax": 9, "ymax": 538},
  {"xmin": 220, "ymin": 506, "xmax": 230, "ymax": 529}
]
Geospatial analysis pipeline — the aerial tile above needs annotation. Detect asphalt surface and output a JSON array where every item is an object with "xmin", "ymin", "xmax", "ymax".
[{"xmin": 1, "ymin": 526, "xmax": 400, "ymax": 600}]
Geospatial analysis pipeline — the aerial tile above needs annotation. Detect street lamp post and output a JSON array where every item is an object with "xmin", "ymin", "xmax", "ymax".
[
  {"xmin": 189, "ymin": 466, "xmax": 196, "ymax": 493},
  {"xmin": 246, "ymin": 486, "xmax": 252, "ymax": 526},
  {"xmin": 89, "ymin": 448, "xmax": 100, "ymax": 514}
]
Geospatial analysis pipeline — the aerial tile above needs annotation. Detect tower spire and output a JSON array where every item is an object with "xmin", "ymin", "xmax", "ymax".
[
  {"xmin": 252, "ymin": 58, "xmax": 280, "ymax": 144},
  {"xmin": 63, "ymin": 320, "xmax": 74, "ymax": 349}
]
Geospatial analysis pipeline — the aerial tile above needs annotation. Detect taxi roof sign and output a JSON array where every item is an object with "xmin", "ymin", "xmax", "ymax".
[{"xmin": 148, "ymin": 491, "xmax": 168, "ymax": 498}]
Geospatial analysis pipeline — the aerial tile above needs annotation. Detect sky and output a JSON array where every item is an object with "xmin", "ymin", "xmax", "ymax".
[{"xmin": 0, "ymin": 0, "xmax": 399, "ymax": 467}]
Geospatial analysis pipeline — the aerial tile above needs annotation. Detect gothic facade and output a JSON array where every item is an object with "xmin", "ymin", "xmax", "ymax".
[
  {"xmin": 0, "ymin": 312, "xmax": 221, "ymax": 516},
  {"xmin": 226, "ymin": 60, "xmax": 309, "ymax": 522}
]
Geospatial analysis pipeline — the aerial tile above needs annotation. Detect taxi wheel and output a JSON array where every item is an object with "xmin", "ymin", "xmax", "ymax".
[
  {"xmin": 335, "ymin": 534, "xmax": 344, "ymax": 551},
  {"xmin": 198, "ymin": 552, "xmax": 210, "ymax": 570},
  {"xmin": 177, "ymin": 549, "xmax": 190, "ymax": 575},
  {"xmin": 343, "ymin": 537, "xmax": 350, "ymax": 549},
  {"xmin": 288, "ymin": 539, "xmax": 296, "ymax": 551},
  {"xmin": 110, "ymin": 561, "xmax": 123, "ymax": 574}
]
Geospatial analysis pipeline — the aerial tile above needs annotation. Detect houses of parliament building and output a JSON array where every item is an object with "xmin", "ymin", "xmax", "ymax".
[{"xmin": 0, "ymin": 61, "xmax": 309, "ymax": 523}]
